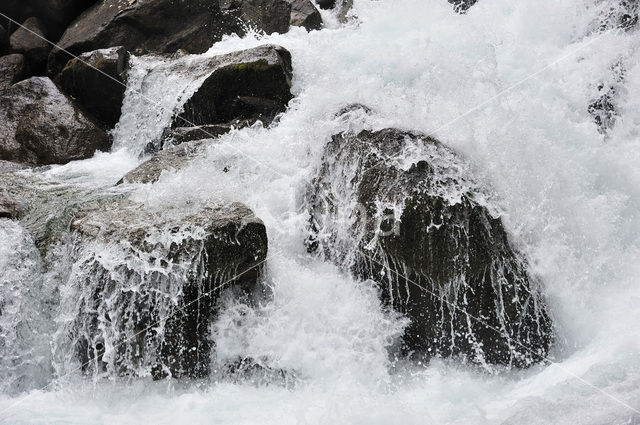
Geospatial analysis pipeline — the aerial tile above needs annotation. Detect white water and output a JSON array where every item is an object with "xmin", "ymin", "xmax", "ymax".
[{"xmin": 2, "ymin": 0, "xmax": 640, "ymax": 423}]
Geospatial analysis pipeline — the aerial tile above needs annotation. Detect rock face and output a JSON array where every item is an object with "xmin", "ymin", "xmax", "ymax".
[
  {"xmin": 0, "ymin": 77, "xmax": 111, "ymax": 165},
  {"xmin": 9, "ymin": 17, "xmax": 50, "ymax": 74},
  {"xmin": 0, "ymin": 54, "xmax": 26, "ymax": 90},
  {"xmin": 69, "ymin": 198, "xmax": 269, "ymax": 378},
  {"xmin": 57, "ymin": 46, "xmax": 129, "ymax": 127},
  {"xmin": 286, "ymin": 0, "xmax": 322, "ymax": 31},
  {"xmin": 48, "ymin": 0, "xmax": 291, "ymax": 77},
  {"xmin": 177, "ymin": 44, "xmax": 293, "ymax": 129},
  {"xmin": 307, "ymin": 128, "xmax": 553, "ymax": 368}
]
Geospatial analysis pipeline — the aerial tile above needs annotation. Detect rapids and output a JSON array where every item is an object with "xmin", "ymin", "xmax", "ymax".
[{"xmin": 1, "ymin": 0, "xmax": 640, "ymax": 423}]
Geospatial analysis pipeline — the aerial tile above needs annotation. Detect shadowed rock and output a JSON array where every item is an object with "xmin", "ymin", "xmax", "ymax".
[
  {"xmin": 9, "ymin": 17, "xmax": 50, "ymax": 74},
  {"xmin": 57, "ymin": 46, "xmax": 129, "ymax": 127},
  {"xmin": 0, "ymin": 53, "xmax": 26, "ymax": 90},
  {"xmin": 307, "ymin": 128, "xmax": 553, "ymax": 368},
  {"xmin": 69, "ymin": 198, "xmax": 269, "ymax": 378},
  {"xmin": 0, "ymin": 77, "xmax": 111, "ymax": 165},
  {"xmin": 286, "ymin": 0, "xmax": 322, "ymax": 31}
]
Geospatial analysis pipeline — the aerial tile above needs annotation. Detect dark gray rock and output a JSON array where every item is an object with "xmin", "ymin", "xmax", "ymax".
[
  {"xmin": 316, "ymin": 0, "xmax": 335, "ymax": 9},
  {"xmin": 70, "ymin": 198, "xmax": 269, "ymax": 378},
  {"xmin": 48, "ymin": 0, "xmax": 291, "ymax": 77},
  {"xmin": 57, "ymin": 46, "xmax": 129, "ymax": 127},
  {"xmin": 449, "ymin": 0, "xmax": 478, "ymax": 13},
  {"xmin": 176, "ymin": 44, "xmax": 293, "ymax": 129},
  {"xmin": 0, "ymin": 53, "xmax": 27, "ymax": 90},
  {"xmin": 286, "ymin": 0, "xmax": 322, "ymax": 31},
  {"xmin": 0, "ymin": 77, "xmax": 111, "ymax": 165},
  {"xmin": 0, "ymin": 24, "xmax": 8, "ymax": 55},
  {"xmin": 307, "ymin": 128, "xmax": 553, "ymax": 368},
  {"xmin": 0, "ymin": 193, "xmax": 19, "ymax": 219},
  {"xmin": 9, "ymin": 17, "xmax": 50, "ymax": 74}
]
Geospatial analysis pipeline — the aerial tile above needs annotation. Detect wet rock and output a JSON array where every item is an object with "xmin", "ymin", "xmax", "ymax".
[
  {"xmin": 117, "ymin": 139, "xmax": 212, "ymax": 185},
  {"xmin": 57, "ymin": 46, "xmax": 129, "ymax": 127},
  {"xmin": 9, "ymin": 17, "xmax": 50, "ymax": 74},
  {"xmin": 48, "ymin": 0, "xmax": 291, "ymax": 77},
  {"xmin": 314, "ymin": 0, "xmax": 352, "ymax": 21},
  {"xmin": 449, "ymin": 0, "xmax": 478, "ymax": 13},
  {"xmin": 307, "ymin": 128, "xmax": 553, "ymax": 368},
  {"xmin": 69, "ymin": 198, "xmax": 269, "ymax": 378},
  {"xmin": 286, "ymin": 0, "xmax": 322, "ymax": 31},
  {"xmin": 176, "ymin": 44, "xmax": 293, "ymax": 129},
  {"xmin": 0, "ymin": 76, "xmax": 111, "ymax": 165},
  {"xmin": 162, "ymin": 121, "xmax": 255, "ymax": 148},
  {"xmin": 589, "ymin": 61, "xmax": 625, "ymax": 135},
  {"xmin": 316, "ymin": 0, "xmax": 335, "ymax": 9},
  {"xmin": 0, "ymin": 193, "xmax": 19, "ymax": 219},
  {"xmin": 0, "ymin": 25, "xmax": 8, "ymax": 55},
  {"xmin": 598, "ymin": 0, "xmax": 638, "ymax": 31},
  {"xmin": 0, "ymin": 54, "xmax": 27, "ymax": 90}
]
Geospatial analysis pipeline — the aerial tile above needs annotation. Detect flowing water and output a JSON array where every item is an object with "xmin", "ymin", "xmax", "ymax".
[{"xmin": 2, "ymin": 0, "xmax": 640, "ymax": 423}]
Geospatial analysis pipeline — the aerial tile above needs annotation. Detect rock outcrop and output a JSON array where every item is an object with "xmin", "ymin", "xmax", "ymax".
[
  {"xmin": 69, "ymin": 198, "xmax": 269, "ymax": 378},
  {"xmin": 176, "ymin": 44, "xmax": 293, "ymax": 130},
  {"xmin": 9, "ymin": 17, "xmax": 50, "ymax": 74},
  {"xmin": 307, "ymin": 128, "xmax": 553, "ymax": 368},
  {"xmin": 0, "ymin": 77, "xmax": 111, "ymax": 165},
  {"xmin": 57, "ymin": 46, "xmax": 129, "ymax": 127},
  {"xmin": 0, "ymin": 53, "xmax": 26, "ymax": 90},
  {"xmin": 47, "ymin": 0, "xmax": 291, "ymax": 77},
  {"xmin": 286, "ymin": 0, "xmax": 322, "ymax": 31}
]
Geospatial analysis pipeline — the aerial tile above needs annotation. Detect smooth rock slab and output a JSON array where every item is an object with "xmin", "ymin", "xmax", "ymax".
[
  {"xmin": 0, "ymin": 77, "xmax": 111, "ymax": 165},
  {"xmin": 307, "ymin": 128, "xmax": 553, "ymax": 368}
]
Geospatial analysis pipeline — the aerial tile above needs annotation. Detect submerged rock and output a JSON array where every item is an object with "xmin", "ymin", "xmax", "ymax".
[
  {"xmin": 307, "ymin": 128, "xmax": 553, "ymax": 368},
  {"xmin": 48, "ymin": 0, "xmax": 291, "ymax": 77},
  {"xmin": 0, "ymin": 53, "xmax": 27, "ymax": 90},
  {"xmin": 176, "ymin": 44, "xmax": 293, "ymax": 130},
  {"xmin": 286, "ymin": 0, "xmax": 322, "ymax": 31},
  {"xmin": 57, "ymin": 46, "xmax": 129, "ymax": 127},
  {"xmin": 0, "ymin": 77, "xmax": 111, "ymax": 165},
  {"xmin": 68, "ymin": 198, "xmax": 269, "ymax": 378}
]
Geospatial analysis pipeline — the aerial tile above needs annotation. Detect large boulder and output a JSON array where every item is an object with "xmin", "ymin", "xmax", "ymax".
[
  {"xmin": 68, "ymin": 198, "xmax": 269, "ymax": 378},
  {"xmin": 0, "ymin": 53, "xmax": 27, "ymax": 90},
  {"xmin": 0, "ymin": 77, "xmax": 111, "ymax": 165},
  {"xmin": 57, "ymin": 46, "xmax": 129, "ymax": 127},
  {"xmin": 48, "ymin": 0, "xmax": 291, "ymax": 78},
  {"xmin": 286, "ymin": 0, "xmax": 322, "ymax": 31},
  {"xmin": 176, "ymin": 44, "xmax": 293, "ymax": 129},
  {"xmin": 9, "ymin": 17, "xmax": 50, "ymax": 74},
  {"xmin": 307, "ymin": 128, "xmax": 553, "ymax": 368}
]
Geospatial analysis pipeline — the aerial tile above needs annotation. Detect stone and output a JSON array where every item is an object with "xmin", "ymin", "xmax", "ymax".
[
  {"xmin": 57, "ymin": 46, "xmax": 129, "ymax": 127},
  {"xmin": 9, "ymin": 17, "xmax": 50, "ymax": 73},
  {"xmin": 316, "ymin": 0, "xmax": 335, "ymax": 9},
  {"xmin": 307, "ymin": 128, "xmax": 553, "ymax": 368},
  {"xmin": 0, "ymin": 24, "xmax": 8, "ymax": 55},
  {"xmin": 449, "ymin": 0, "xmax": 478, "ymax": 13},
  {"xmin": 162, "ymin": 122, "xmax": 254, "ymax": 148},
  {"xmin": 0, "ymin": 54, "xmax": 27, "ymax": 90},
  {"xmin": 0, "ymin": 77, "xmax": 111, "ymax": 165},
  {"xmin": 48, "ymin": 0, "xmax": 291, "ymax": 77},
  {"xmin": 69, "ymin": 198, "xmax": 269, "ymax": 378},
  {"xmin": 286, "ymin": 0, "xmax": 322, "ymax": 31},
  {"xmin": 177, "ymin": 44, "xmax": 293, "ymax": 129},
  {"xmin": 0, "ymin": 193, "xmax": 19, "ymax": 219}
]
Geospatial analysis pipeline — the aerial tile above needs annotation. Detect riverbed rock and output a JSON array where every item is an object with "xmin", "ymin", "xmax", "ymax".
[
  {"xmin": 9, "ymin": 17, "xmax": 50, "ymax": 74},
  {"xmin": 48, "ymin": 0, "xmax": 291, "ymax": 77},
  {"xmin": 176, "ymin": 44, "xmax": 293, "ymax": 129},
  {"xmin": 307, "ymin": 128, "xmax": 553, "ymax": 368},
  {"xmin": 57, "ymin": 46, "xmax": 129, "ymax": 127},
  {"xmin": 0, "ymin": 193, "xmax": 19, "ymax": 219},
  {"xmin": 0, "ymin": 25, "xmax": 8, "ymax": 55},
  {"xmin": 449, "ymin": 0, "xmax": 478, "ymax": 13},
  {"xmin": 316, "ymin": 0, "xmax": 335, "ymax": 9},
  {"xmin": 0, "ymin": 76, "xmax": 111, "ymax": 165},
  {"xmin": 286, "ymin": 0, "xmax": 322, "ymax": 31},
  {"xmin": 0, "ymin": 54, "xmax": 27, "ymax": 90},
  {"xmin": 69, "ymin": 198, "xmax": 269, "ymax": 378}
]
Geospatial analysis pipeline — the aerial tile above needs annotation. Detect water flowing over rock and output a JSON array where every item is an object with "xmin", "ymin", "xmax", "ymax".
[
  {"xmin": 0, "ymin": 193, "xmax": 19, "ymax": 219},
  {"xmin": 47, "ymin": 0, "xmax": 291, "ymax": 77},
  {"xmin": 0, "ymin": 53, "xmax": 26, "ymax": 90},
  {"xmin": 57, "ymin": 46, "xmax": 129, "ymax": 127},
  {"xmin": 62, "ymin": 198, "xmax": 269, "ymax": 379},
  {"xmin": 307, "ymin": 128, "xmax": 553, "ymax": 368},
  {"xmin": 448, "ymin": 0, "xmax": 478, "ymax": 13},
  {"xmin": 286, "ymin": 0, "xmax": 322, "ymax": 31},
  {"xmin": 0, "ymin": 76, "xmax": 111, "ymax": 165}
]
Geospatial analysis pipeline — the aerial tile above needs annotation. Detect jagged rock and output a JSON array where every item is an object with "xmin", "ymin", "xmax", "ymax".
[
  {"xmin": 117, "ymin": 139, "xmax": 212, "ymax": 185},
  {"xmin": 286, "ymin": 0, "xmax": 322, "ymax": 31},
  {"xmin": 0, "ymin": 77, "xmax": 111, "ymax": 165},
  {"xmin": 0, "ymin": 193, "xmax": 19, "ymax": 219},
  {"xmin": 9, "ymin": 17, "xmax": 50, "ymax": 74},
  {"xmin": 307, "ymin": 128, "xmax": 553, "ymax": 368},
  {"xmin": 69, "ymin": 198, "xmax": 269, "ymax": 378},
  {"xmin": 57, "ymin": 46, "xmax": 129, "ymax": 127},
  {"xmin": 48, "ymin": 0, "xmax": 291, "ymax": 77},
  {"xmin": 176, "ymin": 44, "xmax": 293, "ymax": 129},
  {"xmin": 0, "ymin": 54, "xmax": 26, "ymax": 90},
  {"xmin": 449, "ymin": 0, "xmax": 478, "ymax": 13}
]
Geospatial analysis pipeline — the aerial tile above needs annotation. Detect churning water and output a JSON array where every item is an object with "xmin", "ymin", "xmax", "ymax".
[{"xmin": 2, "ymin": 0, "xmax": 640, "ymax": 423}]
